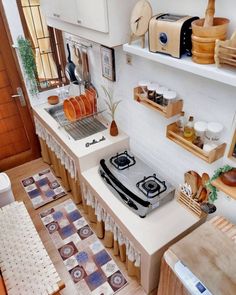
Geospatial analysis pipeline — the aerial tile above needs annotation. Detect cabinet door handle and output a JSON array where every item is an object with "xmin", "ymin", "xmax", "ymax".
[
  {"xmin": 53, "ymin": 13, "xmax": 60, "ymax": 18},
  {"xmin": 77, "ymin": 19, "xmax": 82, "ymax": 24}
]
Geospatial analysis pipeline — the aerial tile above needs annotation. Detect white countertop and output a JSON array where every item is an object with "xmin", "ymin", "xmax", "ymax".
[
  {"xmin": 82, "ymin": 166, "xmax": 201, "ymax": 256},
  {"xmin": 32, "ymin": 102, "xmax": 129, "ymax": 165}
]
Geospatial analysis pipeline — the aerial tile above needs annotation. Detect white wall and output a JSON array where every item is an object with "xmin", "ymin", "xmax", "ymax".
[
  {"xmin": 65, "ymin": 1, "xmax": 236, "ymax": 222},
  {"xmin": 3, "ymin": 0, "xmax": 236, "ymax": 221}
]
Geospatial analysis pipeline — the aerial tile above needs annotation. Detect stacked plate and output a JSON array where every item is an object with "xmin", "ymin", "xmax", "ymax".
[{"xmin": 63, "ymin": 87, "xmax": 97, "ymax": 121}]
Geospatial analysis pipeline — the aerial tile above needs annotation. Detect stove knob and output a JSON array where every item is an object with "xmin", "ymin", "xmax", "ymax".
[
  {"xmin": 159, "ymin": 32, "xmax": 168, "ymax": 46},
  {"xmin": 127, "ymin": 200, "xmax": 138, "ymax": 210}
]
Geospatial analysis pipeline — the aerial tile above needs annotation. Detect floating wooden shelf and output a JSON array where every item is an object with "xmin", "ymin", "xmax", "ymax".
[
  {"xmin": 134, "ymin": 87, "xmax": 183, "ymax": 118},
  {"xmin": 166, "ymin": 122, "xmax": 226, "ymax": 163},
  {"xmin": 212, "ymin": 178, "xmax": 236, "ymax": 200},
  {"xmin": 123, "ymin": 42, "xmax": 236, "ymax": 87}
]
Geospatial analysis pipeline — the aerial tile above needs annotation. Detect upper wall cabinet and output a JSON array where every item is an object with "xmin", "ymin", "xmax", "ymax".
[
  {"xmin": 40, "ymin": 0, "xmax": 138, "ymax": 47},
  {"xmin": 75, "ymin": 0, "xmax": 108, "ymax": 33},
  {"xmin": 42, "ymin": 0, "xmax": 78, "ymax": 24}
]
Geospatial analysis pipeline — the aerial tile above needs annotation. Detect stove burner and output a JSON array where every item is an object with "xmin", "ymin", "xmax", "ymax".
[
  {"xmin": 136, "ymin": 174, "xmax": 167, "ymax": 198},
  {"xmin": 110, "ymin": 151, "xmax": 136, "ymax": 170},
  {"xmin": 114, "ymin": 156, "xmax": 131, "ymax": 167},
  {"xmin": 142, "ymin": 180, "xmax": 160, "ymax": 193}
]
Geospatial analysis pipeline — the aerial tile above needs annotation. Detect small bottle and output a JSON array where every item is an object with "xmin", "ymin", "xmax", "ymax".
[
  {"xmin": 176, "ymin": 111, "xmax": 185, "ymax": 135},
  {"xmin": 184, "ymin": 116, "xmax": 195, "ymax": 142}
]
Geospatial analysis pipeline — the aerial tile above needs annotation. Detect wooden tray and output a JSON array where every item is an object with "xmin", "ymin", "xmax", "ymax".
[
  {"xmin": 167, "ymin": 122, "xmax": 226, "ymax": 163},
  {"xmin": 211, "ymin": 177, "xmax": 236, "ymax": 200},
  {"xmin": 177, "ymin": 190, "xmax": 207, "ymax": 218},
  {"xmin": 215, "ymin": 31, "xmax": 236, "ymax": 68},
  {"xmin": 134, "ymin": 87, "xmax": 183, "ymax": 118}
]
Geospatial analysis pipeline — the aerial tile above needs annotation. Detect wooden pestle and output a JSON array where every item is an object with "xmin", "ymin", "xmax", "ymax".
[{"xmin": 204, "ymin": 0, "xmax": 215, "ymax": 27}]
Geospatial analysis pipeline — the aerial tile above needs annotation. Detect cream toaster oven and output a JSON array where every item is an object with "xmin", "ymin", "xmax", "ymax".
[{"xmin": 149, "ymin": 14, "xmax": 199, "ymax": 58}]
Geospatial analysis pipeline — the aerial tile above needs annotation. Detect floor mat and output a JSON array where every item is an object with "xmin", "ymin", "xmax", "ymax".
[
  {"xmin": 21, "ymin": 169, "xmax": 67, "ymax": 209},
  {"xmin": 40, "ymin": 199, "xmax": 128, "ymax": 295}
]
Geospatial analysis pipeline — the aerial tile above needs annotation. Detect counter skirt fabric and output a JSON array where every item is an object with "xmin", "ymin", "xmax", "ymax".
[
  {"xmin": 34, "ymin": 117, "xmax": 77, "ymax": 179},
  {"xmin": 81, "ymin": 182, "xmax": 141, "ymax": 281},
  {"xmin": 35, "ymin": 117, "xmax": 81, "ymax": 204}
]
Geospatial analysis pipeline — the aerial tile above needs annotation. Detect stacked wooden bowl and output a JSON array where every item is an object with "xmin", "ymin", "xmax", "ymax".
[
  {"xmin": 191, "ymin": 0, "xmax": 229, "ymax": 64},
  {"xmin": 63, "ymin": 87, "xmax": 97, "ymax": 122}
]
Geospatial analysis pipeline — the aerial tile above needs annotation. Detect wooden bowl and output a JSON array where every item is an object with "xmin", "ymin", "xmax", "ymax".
[
  {"xmin": 48, "ymin": 95, "xmax": 59, "ymax": 105},
  {"xmin": 63, "ymin": 98, "xmax": 76, "ymax": 121},
  {"xmin": 192, "ymin": 18, "xmax": 230, "ymax": 38},
  {"xmin": 220, "ymin": 168, "xmax": 236, "ymax": 187}
]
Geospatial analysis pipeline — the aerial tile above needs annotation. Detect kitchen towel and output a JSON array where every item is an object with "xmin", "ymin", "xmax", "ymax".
[
  {"xmin": 40, "ymin": 199, "xmax": 128, "ymax": 295},
  {"xmin": 21, "ymin": 169, "xmax": 67, "ymax": 209}
]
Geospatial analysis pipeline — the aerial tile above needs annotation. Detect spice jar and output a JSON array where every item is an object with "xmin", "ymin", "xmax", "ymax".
[
  {"xmin": 147, "ymin": 85, "xmax": 156, "ymax": 101},
  {"xmin": 155, "ymin": 86, "xmax": 168, "ymax": 105},
  {"xmin": 138, "ymin": 81, "xmax": 149, "ymax": 98},
  {"xmin": 163, "ymin": 90, "xmax": 177, "ymax": 106},
  {"xmin": 205, "ymin": 122, "xmax": 223, "ymax": 145}
]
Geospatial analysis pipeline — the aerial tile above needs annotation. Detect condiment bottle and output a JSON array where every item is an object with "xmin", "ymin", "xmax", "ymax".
[
  {"xmin": 176, "ymin": 111, "xmax": 185, "ymax": 135},
  {"xmin": 184, "ymin": 116, "xmax": 195, "ymax": 142}
]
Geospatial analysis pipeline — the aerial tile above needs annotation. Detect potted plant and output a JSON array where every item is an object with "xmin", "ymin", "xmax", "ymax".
[
  {"xmin": 17, "ymin": 36, "xmax": 38, "ymax": 96},
  {"xmin": 102, "ymin": 85, "xmax": 121, "ymax": 136}
]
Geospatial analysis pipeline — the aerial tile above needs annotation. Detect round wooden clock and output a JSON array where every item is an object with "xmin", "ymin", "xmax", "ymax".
[{"xmin": 130, "ymin": 0, "xmax": 153, "ymax": 40}]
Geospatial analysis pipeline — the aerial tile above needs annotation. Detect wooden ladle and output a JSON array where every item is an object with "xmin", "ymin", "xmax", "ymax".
[{"xmin": 204, "ymin": 0, "xmax": 215, "ymax": 27}]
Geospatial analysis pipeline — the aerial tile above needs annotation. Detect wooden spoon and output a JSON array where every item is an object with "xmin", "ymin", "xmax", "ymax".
[
  {"xmin": 202, "ymin": 173, "xmax": 210, "ymax": 187},
  {"xmin": 204, "ymin": 0, "xmax": 215, "ymax": 27}
]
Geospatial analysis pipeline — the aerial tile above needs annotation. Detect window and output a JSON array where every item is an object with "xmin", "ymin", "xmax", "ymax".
[{"xmin": 17, "ymin": 0, "xmax": 67, "ymax": 91}]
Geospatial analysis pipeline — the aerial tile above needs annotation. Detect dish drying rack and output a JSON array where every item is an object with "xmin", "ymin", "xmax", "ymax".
[{"xmin": 47, "ymin": 104, "xmax": 107, "ymax": 141}]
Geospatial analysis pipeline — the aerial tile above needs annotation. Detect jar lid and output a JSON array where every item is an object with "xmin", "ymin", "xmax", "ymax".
[
  {"xmin": 163, "ymin": 90, "xmax": 177, "ymax": 100},
  {"xmin": 207, "ymin": 122, "xmax": 224, "ymax": 133},
  {"xmin": 156, "ymin": 86, "xmax": 168, "ymax": 94},
  {"xmin": 150, "ymin": 83, "xmax": 159, "ymax": 89},
  {"xmin": 194, "ymin": 121, "xmax": 207, "ymax": 132},
  {"xmin": 138, "ymin": 81, "xmax": 150, "ymax": 87},
  {"xmin": 147, "ymin": 86, "xmax": 156, "ymax": 91}
]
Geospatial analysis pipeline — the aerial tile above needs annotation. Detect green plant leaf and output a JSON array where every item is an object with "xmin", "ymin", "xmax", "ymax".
[{"xmin": 17, "ymin": 36, "xmax": 38, "ymax": 95}]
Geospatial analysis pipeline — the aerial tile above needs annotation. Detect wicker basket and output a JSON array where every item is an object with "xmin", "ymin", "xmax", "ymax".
[{"xmin": 176, "ymin": 190, "xmax": 207, "ymax": 218}]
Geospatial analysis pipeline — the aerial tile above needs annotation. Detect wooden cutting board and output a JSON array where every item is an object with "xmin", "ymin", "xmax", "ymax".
[{"xmin": 169, "ymin": 221, "xmax": 236, "ymax": 295}]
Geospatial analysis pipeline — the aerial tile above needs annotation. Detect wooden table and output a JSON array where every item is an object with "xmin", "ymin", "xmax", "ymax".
[{"xmin": 157, "ymin": 216, "xmax": 236, "ymax": 295}]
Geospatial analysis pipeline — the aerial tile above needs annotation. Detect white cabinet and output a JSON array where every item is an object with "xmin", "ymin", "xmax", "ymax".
[
  {"xmin": 41, "ymin": 0, "xmax": 138, "ymax": 47},
  {"xmin": 41, "ymin": 0, "xmax": 77, "ymax": 24},
  {"xmin": 75, "ymin": 0, "xmax": 108, "ymax": 33}
]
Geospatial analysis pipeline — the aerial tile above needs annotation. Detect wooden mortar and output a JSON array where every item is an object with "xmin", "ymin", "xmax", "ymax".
[
  {"xmin": 191, "ymin": 0, "xmax": 229, "ymax": 64},
  {"xmin": 192, "ymin": 18, "xmax": 229, "ymax": 64}
]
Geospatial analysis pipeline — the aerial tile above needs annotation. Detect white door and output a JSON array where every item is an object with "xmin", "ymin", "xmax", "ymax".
[{"xmin": 75, "ymin": 0, "xmax": 109, "ymax": 33}]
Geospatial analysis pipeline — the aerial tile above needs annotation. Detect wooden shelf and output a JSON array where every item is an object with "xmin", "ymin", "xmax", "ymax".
[
  {"xmin": 212, "ymin": 178, "xmax": 236, "ymax": 199},
  {"xmin": 123, "ymin": 42, "xmax": 236, "ymax": 87},
  {"xmin": 134, "ymin": 87, "xmax": 183, "ymax": 118},
  {"xmin": 166, "ymin": 122, "xmax": 226, "ymax": 163}
]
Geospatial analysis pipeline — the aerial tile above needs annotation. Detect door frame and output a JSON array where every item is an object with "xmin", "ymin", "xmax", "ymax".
[{"xmin": 0, "ymin": 1, "xmax": 40, "ymax": 171}]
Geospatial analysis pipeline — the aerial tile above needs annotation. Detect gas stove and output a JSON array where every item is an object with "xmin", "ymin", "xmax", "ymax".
[{"xmin": 99, "ymin": 150, "xmax": 175, "ymax": 218}]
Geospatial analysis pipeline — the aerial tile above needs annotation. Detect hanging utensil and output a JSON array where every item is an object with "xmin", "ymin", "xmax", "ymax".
[
  {"xmin": 65, "ymin": 43, "xmax": 77, "ymax": 84},
  {"xmin": 81, "ymin": 47, "xmax": 91, "ymax": 89},
  {"xmin": 74, "ymin": 46, "xmax": 84, "ymax": 94}
]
